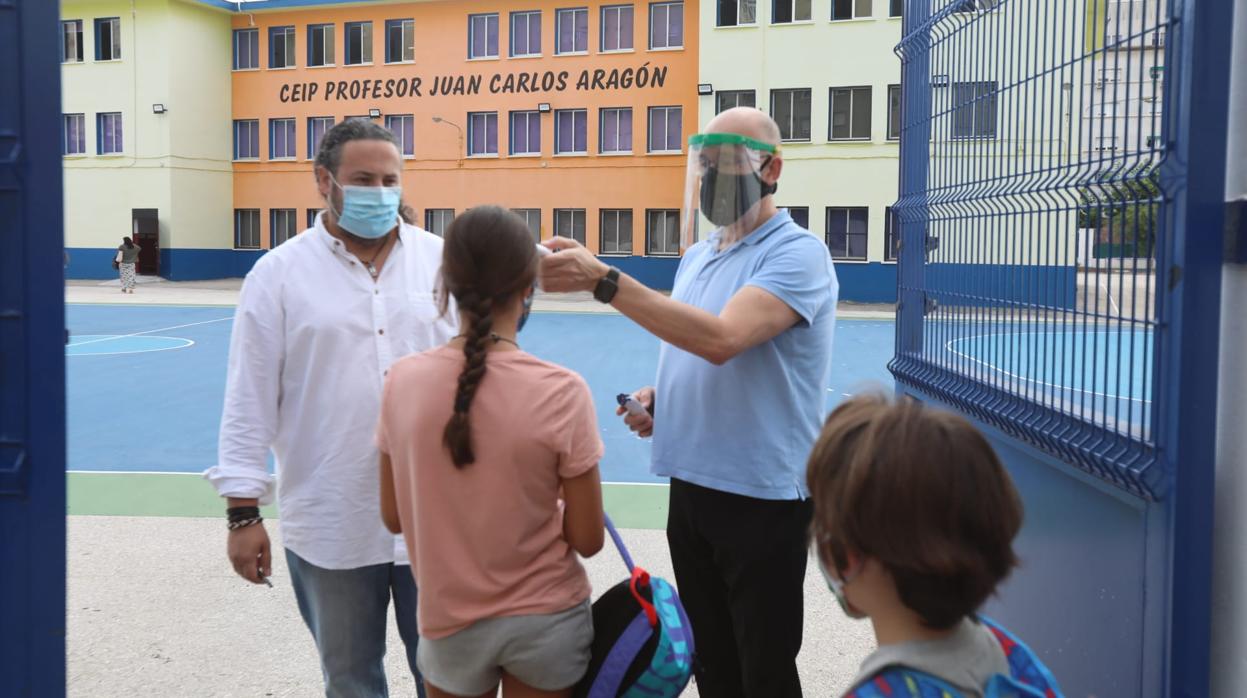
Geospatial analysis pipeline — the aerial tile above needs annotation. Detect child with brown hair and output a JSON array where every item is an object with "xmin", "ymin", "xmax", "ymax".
[
  {"xmin": 806, "ymin": 394, "xmax": 1062, "ymax": 698},
  {"xmin": 377, "ymin": 206, "xmax": 605, "ymax": 698}
]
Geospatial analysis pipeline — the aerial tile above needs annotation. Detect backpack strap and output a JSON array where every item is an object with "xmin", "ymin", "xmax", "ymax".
[
  {"xmin": 584, "ymin": 612, "xmax": 653, "ymax": 698},
  {"xmin": 978, "ymin": 616, "xmax": 1063, "ymax": 698},
  {"xmin": 845, "ymin": 666, "xmax": 964, "ymax": 697},
  {"xmin": 605, "ymin": 513, "xmax": 636, "ymax": 573}
]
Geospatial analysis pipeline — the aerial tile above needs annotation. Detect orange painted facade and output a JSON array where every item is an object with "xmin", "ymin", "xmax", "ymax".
[{"xmin": 231, "ymin": 0, "xmax": 698, "ymax": 259}]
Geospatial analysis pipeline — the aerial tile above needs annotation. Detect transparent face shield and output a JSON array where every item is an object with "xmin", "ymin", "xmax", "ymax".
[{"xmin": 680, "ymin": 133, "xmax": 780, "ymax": 251}]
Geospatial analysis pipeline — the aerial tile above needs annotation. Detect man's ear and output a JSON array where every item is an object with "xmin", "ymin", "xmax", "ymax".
[
  {"xmin": 762, "ymin": 155, "xmax": 783, "ymax": 185},
  {"xmin": 314, "ymin": 165, "xmax": 332, "ymax": 199}
]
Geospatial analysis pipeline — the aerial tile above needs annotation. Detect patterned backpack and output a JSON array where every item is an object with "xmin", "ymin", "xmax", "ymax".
[
  {"xmin": 845, "ymin": 616, "xmax": 1063, "ymax": 698},
  {"xmin": 574, "ymin": 515, "xmax": 695, "ymax": 698}
]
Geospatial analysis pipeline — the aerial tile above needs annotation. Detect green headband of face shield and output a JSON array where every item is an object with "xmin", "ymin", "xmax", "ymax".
[{"xmin": 688, "ymin": 133, "xmax": 780, "ymax": 153}]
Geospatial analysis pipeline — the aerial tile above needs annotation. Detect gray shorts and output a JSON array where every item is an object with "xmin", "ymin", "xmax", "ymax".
[{"xmin": 417, "ymin": 600, "xmax": 594, "ymax": 695}]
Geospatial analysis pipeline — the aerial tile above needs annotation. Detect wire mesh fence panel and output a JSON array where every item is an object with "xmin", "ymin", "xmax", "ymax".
[{"xmin": 891, "ymin": 0, "xmax": 1177, "ymax": 499}]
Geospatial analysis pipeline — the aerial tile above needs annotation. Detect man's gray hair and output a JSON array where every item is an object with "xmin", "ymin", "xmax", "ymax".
[{"xmin": 314, "ymin": 119, "xmax": 400, "ymax": 175}]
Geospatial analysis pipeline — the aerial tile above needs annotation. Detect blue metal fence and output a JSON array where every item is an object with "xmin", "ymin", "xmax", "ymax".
[{"xmin": 892, "ymin": 0, "xmax": 1231, "ymax": 694}]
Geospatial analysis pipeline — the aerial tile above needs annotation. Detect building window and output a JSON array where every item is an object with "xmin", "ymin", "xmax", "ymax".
[
  {"xmin": 307, "ymin": 23, "xmax": 334, "ymax": 67},
  {"xmin": 831, "ymin": 0, "xmax": 872, "ymax": 20},
  {"xmin": 271, "ymin": 209, "xmax": 298, "ymax": 247},
  {"xmin": 555, "ymin": 109, "xmax": 588, "ymax": 155},
  {"xmin": 716, "ymin": 90, "xmax": 756, "ymax": 113},
  {"xmin": 601, "ymin": 5, "xmax": 635, "ymax": 51},
  {"xmin": 554, "ymin": 209, "xmax": 587, "ymax": 245},
  {"xmin": 234, "ymin": 120, "xmax": 259, "ymax": 160},
  {"xmin": 717, "ymin": 0, "xmax": 756, "ymax": 27},
  {"xmin": 468, "ymin": 112, "xmax": 499, "ymax": 156},
  {"xmin": 425, "ymin": 209, "xmax": 455, "ymax": 236},
  {"xmin": 385, "ymin": 114, "xmax": 415, "ymax": 157},
  {"xmin": 94, "ymin": 17, "xmax": 121, "ymax": 61},
  {"xmin": 826, "ymin": 207, "xmax": 868, "ymax": 261},
  {"xmin": 385, "ymin": 19, "xmax": 415, "ymax": 63},
  {"xmin": 233, "ymin": 29, "xmax": 259, "ymax": 70},
  {"xmin": 601, "ymin": 209, "xmax": 634, "ymax": 255},
  {"xmin": 308, "ymin": 117, "xmax": 334, "ymax": 159},
  {"xmin": 235, "ymin": 209, "xmax": 261, "ymax": 249},
  {"xmin": 511, "ymin": 11, "xmax": 542, "ymax": 57},
  {"xmin": 469, "ymin": 13, "xmax": 499, "ymax": 59},
  {"xmin": 600, "ymin": 108, "xmax": 633, "ymax": 154},
  {"xmin": 512, "ymin": 208, "xmax": 542, "ymax": 242},
  {"xmin": 62, "ymin": 20, "xmax": 84, "ymax": 63},
  {"xmin": 650, "ymin": 2, "xmax": 684, "ymax": 49},
  {"xmin": 771, "ymin": 89, "xmax": 812, "ymax": 141},
  {"xmin": 785, "ymin": 206, "xmax": 809, "ymax": 229},
  {"xmin": 954, "ymin": 0, "xmax": 996, "ymax": 11},
  {"xmin": 63, "ymin": 114, "xmax": 86, "ymax": 155},
  {"xmin": 510, "ymin": 111, "xmax": 542, "ymax": 156},
  {"xmin": 556, "ymin": 8, "xmax": 589, "ymax": 54},
  {"xmin": 829, "ymin": 86, "xmax": 872, "ymax": 140},
  {"xmin": 270, "ymin": 118, "xmax": 296, "ymax": 159},
  {"xmin": 890, "ymin": 0, "xmax": 902, "ymax": 17},
  {"xmin": 884, "ymin": 206, "xmax": 898, "ymax": 261},
  {"xmin": 96, "ymin": 112, "xmax": 123, "ymax": 154},
  {"xmin": 270, "ymin": 26, "xmax": 295, "ymax": 68},
  {"xmin": 951, "ymin": 81, "xmax": 997, "ymax": 139},
  {"xmin": 646, "ymin": 209, "xmax": 680, "ymax": 256},
  {"xmin": 887, "ymin": 84, "xmax": 901, "ymax": 140},
  {"xmin": 773, "ymin": 0, "xmax": 811, "ymax": 23},
  {"xmin": 345, "ymin": 21, "xmax": 373, "ymax": 65},
  {"xmin": 307, "ymin": 208, "xmax": 323, "ymax": 229},
  {"xmin": 647, "ymin": 106, "xmax": 682, "ymax": 153}
]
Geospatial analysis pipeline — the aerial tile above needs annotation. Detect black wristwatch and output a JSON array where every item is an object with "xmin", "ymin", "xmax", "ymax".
[{"xmin": 593, "ymin": 266, "xmax": 621, "ymax": 304}]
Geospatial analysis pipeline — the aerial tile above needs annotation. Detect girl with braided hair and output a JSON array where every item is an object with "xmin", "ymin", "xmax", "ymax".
[{"xmin": 377, "ymin": 206, "xmax": 605, "ymax": 698}]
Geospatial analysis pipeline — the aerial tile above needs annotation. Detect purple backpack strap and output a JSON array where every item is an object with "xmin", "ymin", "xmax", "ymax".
[
  {"xmin": 605, "ymin": 514, "xmax": 636, "ymax": 573},
  {"xmin": 585, "ymin": 609, "xmax": 654, "ymax": 698}
]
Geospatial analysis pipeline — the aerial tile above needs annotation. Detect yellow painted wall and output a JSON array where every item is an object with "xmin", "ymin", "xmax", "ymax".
[{"xmin": 698, "ymin": 1, "xmax": 903, "ymax": 264}]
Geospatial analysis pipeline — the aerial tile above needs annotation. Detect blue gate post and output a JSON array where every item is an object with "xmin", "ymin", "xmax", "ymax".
[
  {"xmin": 894, "ymin": 0, "xmax": 933, "ymax": 358},
  {"xmin": 0, "ymin": 0, "xmax": 68, "ymax": 696},
  {"xmin": 1161, "ymin": 0, "xmax": 1233, "ymax": 693}
]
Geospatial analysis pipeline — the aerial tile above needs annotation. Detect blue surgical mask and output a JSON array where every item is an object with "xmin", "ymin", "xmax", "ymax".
[
  {"xmin": 517, "ymin": 286, "xmax": 535, "ymax": 333},
  {"xmin": 814, "ymin": 543, "xmax": 866, "ymax": 619},
  {"xmin": 327, "ymin": 173, "xmax": 401, "ymax": 240}
]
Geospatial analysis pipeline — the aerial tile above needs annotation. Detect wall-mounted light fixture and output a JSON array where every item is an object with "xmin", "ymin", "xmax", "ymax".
[
  {"xmin": 152, "ymin": 104, "xmax": 167, "ymax": 114},
  {"xmin": 368, "ymin": 108, "xmax": 382, "ymax": 118},
  {"xmin": 537, "ymin": 103, "xmax": 552, "ymax": 113},
  {"xmin": 697, "ymin": 83, "xmax": 714, "ymax": 96}
]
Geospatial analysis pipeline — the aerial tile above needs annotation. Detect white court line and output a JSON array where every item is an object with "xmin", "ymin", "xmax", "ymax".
[
  {"xmin": 67, "ymin": 316, "xmax": 233, "ymax": 348},
  {"xmin": 67, "ymin": 470, "xmax": 672, "ymax": 488},
  {"xmin": 1098, "ymin": 278, "xmax": 1121, "ymax": 315},
  {"xmin": 944, "ymin": 332, "xmax": 1151, "ymax": 405},
  {"xmin": 66, "ymin": 335, "xmax": 196, "ymax": 356}
]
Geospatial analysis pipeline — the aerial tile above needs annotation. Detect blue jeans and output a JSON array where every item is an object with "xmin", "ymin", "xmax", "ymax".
[{"xmin": 286, "ymin": 549, "xmax": 427, "ymax": 698}]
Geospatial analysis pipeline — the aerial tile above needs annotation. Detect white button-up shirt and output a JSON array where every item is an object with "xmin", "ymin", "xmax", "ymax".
[{"xmin": 205, "ymin": 215, "xmax": 457, "ymax": 570}]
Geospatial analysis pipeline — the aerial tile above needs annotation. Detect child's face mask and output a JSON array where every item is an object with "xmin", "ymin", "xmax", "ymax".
[{"xmin": 814, "ymin": 542, "xmax": 867, "ymax": 619}]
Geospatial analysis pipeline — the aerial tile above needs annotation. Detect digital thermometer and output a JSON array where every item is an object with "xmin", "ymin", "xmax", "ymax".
[{"xmin": 616, "ymin": 393, "xmax": 649, "ymax": 417}]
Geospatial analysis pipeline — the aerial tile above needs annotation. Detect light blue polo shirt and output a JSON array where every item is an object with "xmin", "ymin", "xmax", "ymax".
[{"xmin": 651, "ymin": 210, "xmax": 838, "ymax": 500}]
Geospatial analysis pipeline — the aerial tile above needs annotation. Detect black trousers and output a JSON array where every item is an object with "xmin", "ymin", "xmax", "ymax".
[{"xmin": 667, "ymin": 478, "xmax": 813, "ymax": 698}]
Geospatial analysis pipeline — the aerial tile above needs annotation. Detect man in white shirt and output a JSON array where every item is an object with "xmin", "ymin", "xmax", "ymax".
[{"xmin": 205, "ymin": 120, "xmax": 455, "ymax": 698}]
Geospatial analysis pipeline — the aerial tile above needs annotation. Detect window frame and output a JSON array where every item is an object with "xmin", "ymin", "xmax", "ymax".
[
  {"xmin": 307, "ymin": 208, "xmax": 324, "ymax": 229},
  {"xmin": 467, "ymin": 112, "xmax": 499, "ymax": 157},
  {"xmin": 600, "ymin": 209, "xmax": 634, "ymax": 255},
  {"xmin": 307, "ymin": 23, "xmax": 335, "ymax": 67},
  {"xmin": 63, "ymin": 113, "xmax": 86, "ymax": 156},
  {"xmin": 950, "ymin": 80, "xmax": 998, "ymax": 140},
  {"xmin": 649, "ymin": 1, "xmax": 685, "ymax": 49},
  {"xmin": 785, "ymin": 206, "xmax": 810, "ymax": 230},
  {"xmin": 269, "ymin": 26, "xmax": 296, "ymax": 69},
  {"xmin": 96, "ymin": 112, "xmax": 123, "ymax": 155},
  {"xmin": 510, "ymin": 111, "xmax": 543, "ymax": 156},
  {"xmin": 269, "ymin": 118, "xmax": 297, "ymax": 160},
  {"xmin": 512, "ymin": 208, "xmax": 542, "ymax": 242},
  {"xmin": 830, "ymin": 0, "xmax": 872, "ymax": 21},
  {"xmin": 647, "ymin": 106, "xmax": 683, "ymax": 154},
  {"xmin": 270, "ymin": 208, "xmax": 298, "ymax": 248},
  {"xmin": 770, "ymin": 88, "xmax": 812, "ymax": 142},
  {"xmin": 600, "ymin": 5, "xmax": 635, "ymax": 52},
  {"xmin": 828, "ymin": 85, "xmax": 873, "ymax": 141},
  {"xmin": 62, "ymin": 20, "xmax": 84, "ymax": 63},
  {"xmin": 510, "ymin": 10, "xmax": 543, "ymax": 58},
  {"xmin": 468, "ymin": 13, "xmax": 500, "ymax": 59},
  {"xmin": 555, "ymin": 7, "xmax": 590, "ymax": 55},
  {"xmin": 344, "ymin": 21, "xmax": 373, "ymax": 65},
  {"xmin": 233, "ymin": 119, "xmax": 260, "ymax": 160},
  {"xmin": 887, "ymin": 84, "xmax": 902, "ymax": 140},
  {"xmin": 890, "ymin": 0, "xmax": 902, "ymax": 17},
  {"xmin": 772, "ymin": 0, "xmax": 812, "ymax": 24},
  {"xmin": 883, "ymin": 206, "xmax": 899, "ymax": 262},
  {"xmin": 233, "ymin": 28, "xmax": 260, "ymax": 70},
  {"xmin": 307, "ymin": 116, "xmax": 334, "ymax": 160},
  {"xmin": 424, "ymin": 209, "xmax": 455, "ymax": 236},
  {"xmin": 94, "ymin": 17, "xmax": 121, "ymax": 61},
  {"xmin": 716, "ymin": 0, "xmax": 757, "ymax": 27},
  {"xmin": 385, "ymin": 114, "xmax": 415, "ymax": 157},
  {"xmin": 645, "ymin": 209, "xmax": 681, "ymax": 256},
  {"xmin": 554, "ymin": 208, "xmax": 588, "ymax": 245},
  {"xmin": 825, "ymin": 206, "xmax": 869, "ymax": 261},
  {"xmin": 554, "ymin": 109, "xmax": 589, "ymax": 155},
  {"xmin": 599, "ymin": 107, "xmax": 634, "ymax": 155},
  {"xmin": 384, "ymin": 19, "xmax": 415, "ymax": 64},
  {"xmin": 234, "ymin": 209, "xmax": 261, "ymax": 250},
  {"xmin": 715, "ymin": 90, "xmax": 756, "ymax": 114}
]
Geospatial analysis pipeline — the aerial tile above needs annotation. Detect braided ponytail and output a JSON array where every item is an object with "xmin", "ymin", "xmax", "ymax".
[
  {"xmin": 443, "ymin": 292, "xmax": 493, "ymax": 467},
  {"xmin": 439, "ymin": 206, "xmax": 539, "ymax": 469}
]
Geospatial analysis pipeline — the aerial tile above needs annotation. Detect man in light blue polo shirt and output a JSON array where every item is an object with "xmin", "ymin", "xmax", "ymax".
[{"xmin": 541, "ymin": 108, "xmax": 838, "ymax": 697}]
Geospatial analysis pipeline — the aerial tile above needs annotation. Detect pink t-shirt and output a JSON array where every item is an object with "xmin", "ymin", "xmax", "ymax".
[{"xmin": 377, "ymin": 345, "xmax": 603, "ymax": 639}]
